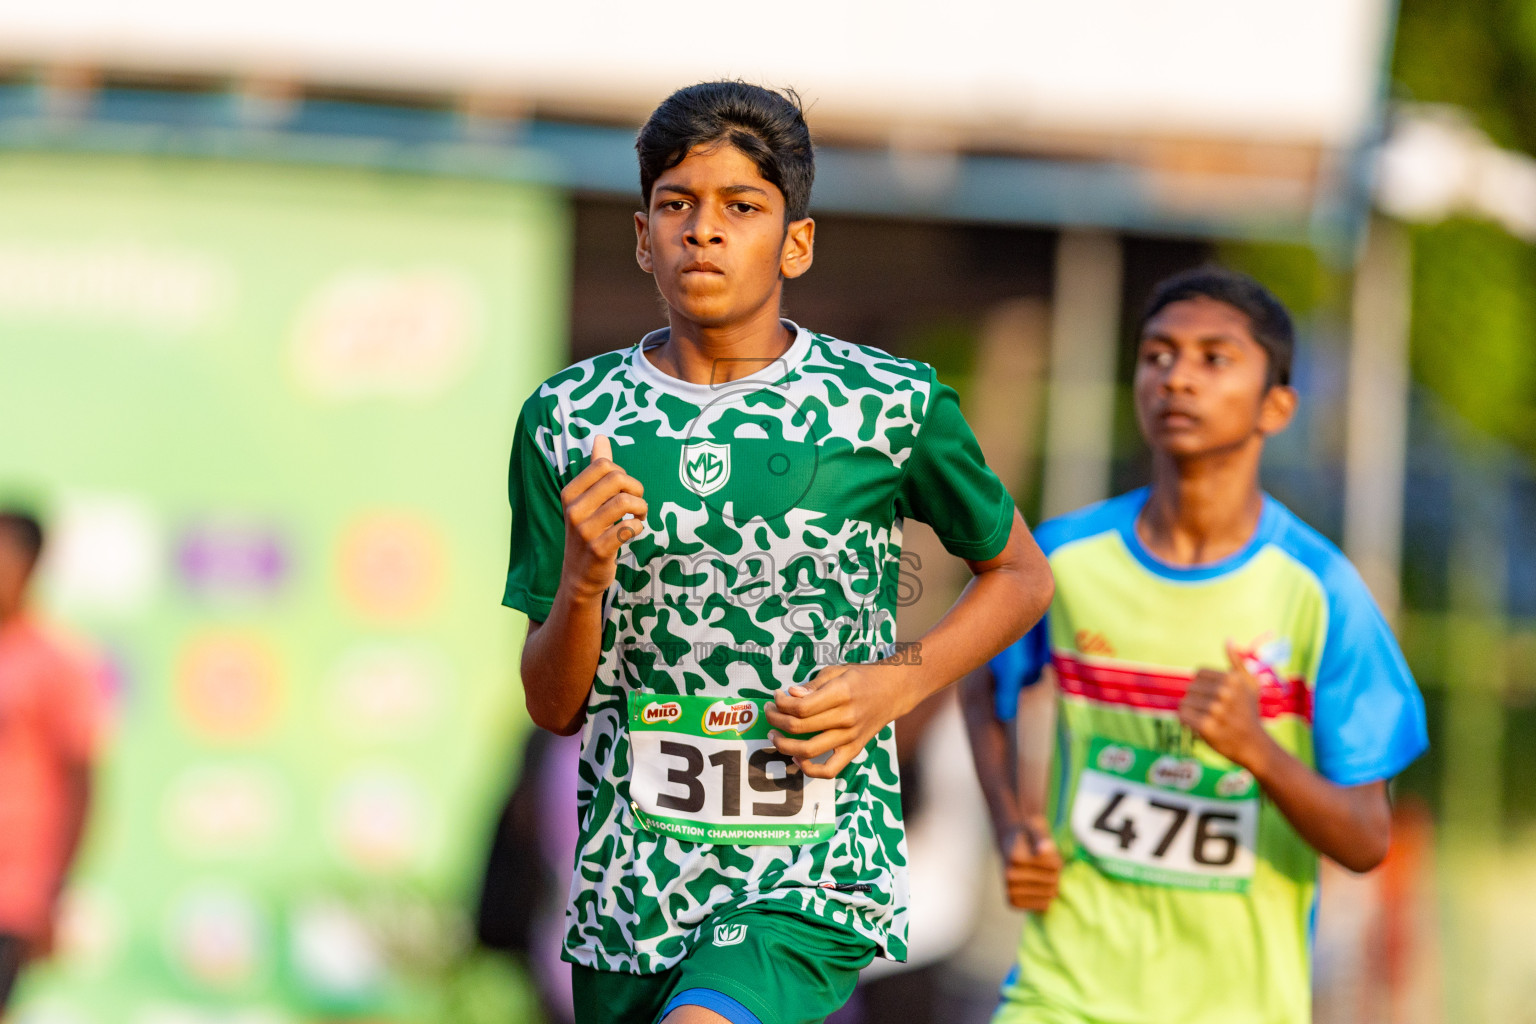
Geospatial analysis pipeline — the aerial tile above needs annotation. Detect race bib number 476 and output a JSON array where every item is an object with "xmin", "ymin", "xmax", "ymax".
[
  {"xmin": 1071, "ymin": 737, "xmax": 1260, "ymax": 893},
  {"xmin": 627, "ymin": 693, "xmax": 836, "ymax": 846}
]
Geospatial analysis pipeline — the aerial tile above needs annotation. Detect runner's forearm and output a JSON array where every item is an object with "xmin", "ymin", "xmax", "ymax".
[
  {"xmin": 520, "ymin": 587, "xmax": 606, "ymax": 735},
  {"xmin": 960, "ymin": 668, "xmax": 1024, "ymax": 848},
  {"xmin": 881, "ymin": 511, "xmax": 1052, "ymax": 718},
  {"xmin": 1242, "ymin": 736, "xmax": 1391, "ymax": 872},
  {"xmin": 518, "ymin": 433, "xmax": 647, "ymax": 735},
  {"xmin": 765, "ymin": 513, "xmax": 1050, "ymax": 779}
]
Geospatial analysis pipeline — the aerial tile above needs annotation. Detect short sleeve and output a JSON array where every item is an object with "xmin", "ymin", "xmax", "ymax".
[
  {"xmin": 988, "ymin": 615, "xmax": 1051, "ymax": 722},
  {"xmin": 1311, "ymin": 566, "xmax": 1428, "ymax": 786},
  {"xmin": 502, "ymin": 400, "xmax": 566, "ymax": 621},
  {"xmin": 893, "ymin": 374, "xmax": 1014, "ymax": 561}
]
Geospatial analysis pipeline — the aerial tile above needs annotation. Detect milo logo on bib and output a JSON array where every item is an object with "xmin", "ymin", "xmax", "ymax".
[
  {"xmin": 1096, "ymin": 744, "xmax": 1135, "ymax": 773},
  {"xmin": 642, "ymin": 701, "xmax": 683, "ymax": 726},
  {"xmin": 1148, "ymin": 756, "xmax": 1202, "ymax": 791},
  {"xmin": 703, "ymin": 700, "xmax": 758, "ymax": 735}
]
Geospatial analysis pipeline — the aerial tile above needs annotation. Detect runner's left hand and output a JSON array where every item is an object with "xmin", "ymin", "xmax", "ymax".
[
  {"xmin": 1177, "ymin": 640, "xmax": 1271, "ymax": 769},
  {"xmin": 765, "ymin": 663, "xmax": 903, "ymax": 779},
  {"xmin": 1001, "ymin": 814, "xmax": 1062, "ymax": 912}
]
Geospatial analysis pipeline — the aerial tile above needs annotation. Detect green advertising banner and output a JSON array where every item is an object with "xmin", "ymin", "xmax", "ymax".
[{"xmin": 0, "ymin": 152, "xmax": 566, "ymax": 1022}]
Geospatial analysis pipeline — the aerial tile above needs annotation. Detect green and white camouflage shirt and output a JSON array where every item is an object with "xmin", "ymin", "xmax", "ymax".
[{"xmin": 503, "ymin": 320, "xmax": 1013, "ymax": 973}]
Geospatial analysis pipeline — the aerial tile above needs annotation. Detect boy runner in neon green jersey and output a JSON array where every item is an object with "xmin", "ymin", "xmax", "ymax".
[
  {"xmin": 963, "ymin": 267, "xmax": 1428, "ymax": 1024},
  {"xmin": 503, "ymin": 81, "xmax": 1054, "ymax": 1024}
]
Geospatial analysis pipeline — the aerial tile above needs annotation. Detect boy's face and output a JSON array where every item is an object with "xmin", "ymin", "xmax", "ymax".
[
  {"xmin": 1133, "ymin": 296, "xmax": 1296, "ymax": 461},
  {"xmin": 635, "ymin": 142, "xmax": 814, "ymax": 329}
]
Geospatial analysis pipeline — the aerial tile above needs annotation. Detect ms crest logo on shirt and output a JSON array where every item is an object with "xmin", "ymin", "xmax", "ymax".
[
  {"xmin": 680, "ymin": 441, "xmax": 731, "ymax": 496},
  {"xmin": 702, "ymin": 699, "xmax": 757, "ymax": 735},
  {"xmin": 714, "ymin": 923, "xmax": 748, "ymax": 946}
]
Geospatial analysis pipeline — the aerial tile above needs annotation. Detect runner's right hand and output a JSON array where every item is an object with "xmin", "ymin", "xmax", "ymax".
[
  {"xmin": 1001, "ymin": 814, "xmax": 1062, "ymax": 913},
  {"xmin": 560, "ymin": 434, "xmax": 647, "ymax": 600}
]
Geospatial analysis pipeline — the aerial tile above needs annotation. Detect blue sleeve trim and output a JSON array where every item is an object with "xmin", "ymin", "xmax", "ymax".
[
  {"xmin": 984, "ymin": 490, "xmax": 1147, "ymax": 722},
  {"xmin": 994, "ymin": 960, "xmax": 1021, "ymax": 1009},
  {"xmin": 1322, "ymin": 738, "xmax": 1430, "ymax": 788},
  {"xmin": 1268, "ymin": 506, "xmax": 1429, "ymax": 784},
  {"xmin": 661, "ymin": 988, "xmax": 763, "ymax": 1024},
  {"xmin": 989, "ymin": 614, "xmax": 1050, "ymax": 721}
]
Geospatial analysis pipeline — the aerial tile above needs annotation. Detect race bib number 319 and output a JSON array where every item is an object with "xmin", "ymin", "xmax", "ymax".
[
  {"xmin": 628, "ymin": 693, "xmax": 836, "ymax": 846},
  {"xmin": 1071, "ymin": 737, "xmax": 1260, "ymax": 893}
]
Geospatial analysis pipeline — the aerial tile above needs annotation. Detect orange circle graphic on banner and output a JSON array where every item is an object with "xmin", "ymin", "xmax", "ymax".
[
  {"xmin": 336, "ymin": 513, "xmax": 444, "ymax": 621},
  {"xmin": 176, "ymin": 634, "xmax": 282, "ymax": 741}
]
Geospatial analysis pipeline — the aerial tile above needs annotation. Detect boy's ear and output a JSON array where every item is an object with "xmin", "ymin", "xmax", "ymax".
[
  {"xmin": 1258, "ymin": 384, "xmax": 1297, "ymax": 436},
  {"xmin": 781, "ymin": 217, "xmax": 815, "ymax": 280},
  {"xmin": 635, "ymin": 210, "xmax": 654, "ymax": 275}
]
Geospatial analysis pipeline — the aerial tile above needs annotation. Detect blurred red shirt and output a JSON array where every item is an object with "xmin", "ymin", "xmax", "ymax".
[{"xmin": 0, "ymin": 615, "xmax": 101, "ymax": 939}]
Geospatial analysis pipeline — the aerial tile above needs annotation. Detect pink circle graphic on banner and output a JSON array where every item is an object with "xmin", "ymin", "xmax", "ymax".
[
  {"xmin": 328, "ymin": 769, "xmax": 427, "ymax": 874},
  {"xmin": 166, "ymin": 884, "xmax": 265, "ymax": 990}
]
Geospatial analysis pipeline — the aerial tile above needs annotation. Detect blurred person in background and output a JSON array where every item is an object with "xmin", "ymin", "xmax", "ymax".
[
  {"xmin": 476, "ymin": 728, "xmax": 581, "ymax": 1024},
  {"xmin": 963, "ymin": 268, "xmax": 1429, "ymax": 1024},
  {"xmin": 0, "ymin": 509, "xmax": 100, "ymax": 1015}
]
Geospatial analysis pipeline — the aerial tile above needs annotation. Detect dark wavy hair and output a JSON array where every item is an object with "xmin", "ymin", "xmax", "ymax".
[
  {"xmin": 636, "ymin": 81, "xmax": 815, "ymax": 222},
  {"xmin": 1140, "ymin": 266, "xmax": 1296, "ymax": 388},
  {"xmin": 0, "ymin": 509, "xmax": 43, "ymax": 569}
]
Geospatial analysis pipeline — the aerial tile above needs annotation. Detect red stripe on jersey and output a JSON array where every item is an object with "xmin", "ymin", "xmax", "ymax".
[{"xmin": 1052, "ymin": 652, "xmax": 1312, "ymax": 722}]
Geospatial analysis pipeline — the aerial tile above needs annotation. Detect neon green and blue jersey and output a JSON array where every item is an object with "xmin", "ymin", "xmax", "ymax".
[{"xmin": 987, "ymin": 487, "xmax": 1427, "ymax": 1024}]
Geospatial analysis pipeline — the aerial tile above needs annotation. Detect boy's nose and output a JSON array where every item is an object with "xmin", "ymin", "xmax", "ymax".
[
  {"xmin": 686, "ymin": 213, "xmax": 725, "ymax": 246},
  {"xmin": 1163, "ymin": 353, "xmax": 1197, "ymax": 392}
]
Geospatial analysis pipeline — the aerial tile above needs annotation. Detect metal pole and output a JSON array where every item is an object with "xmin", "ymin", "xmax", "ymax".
[
  {"xmin": 1344, "ymin": 215, "xmax": 1412, "ymax": 623},
  {"xmin": 964, "ymin": 297, "xmax": 1056, "ymax": 818},
  {"xmin": 1040, "ymin": 230, "xmax": 1123, "ymax": 520}
]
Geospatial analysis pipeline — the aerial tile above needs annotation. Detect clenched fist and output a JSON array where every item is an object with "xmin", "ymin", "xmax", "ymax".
[
  {"xmin": 766, "ymin": 662, "xmax": 905, "ymax": 779},
  {"xmin": 1000, "ymin": 814, "xmax": 1062, "ymax": 913},
  {"xmin": 560, "ymin": 434, "xmax": 647, "ymax": 601},
  {"xmin": 1177, "ymin": 640, "xmax": 1273, "ymax": 770}
]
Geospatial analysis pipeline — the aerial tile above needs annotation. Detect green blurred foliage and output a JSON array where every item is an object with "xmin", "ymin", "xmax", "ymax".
[
  {"xmin": 1395, "ymin": 0, "xmax": 1536, "ymax": 154},
  {"xmin": 424, "ymin": 949, "xmax": 544, "ymax": 1024},
  {"xmin": 899, "ymin": 317, "xmax": 976, "ymax": 390},
  {"xmin": 1407, "ymin": 219, "xmax": 1536, "ymax": 448},
  {"xmin": 1224, "ymin": 1, "xmax": 1536, "ymax": 462},
  {"xmin": 1393, "ymin": 0, "xmax": 1536, "ymax": 458}
]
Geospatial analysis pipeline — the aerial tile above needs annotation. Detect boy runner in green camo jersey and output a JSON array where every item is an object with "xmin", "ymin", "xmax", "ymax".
[
  {"xmin": 963, "ymin": 267, "xmax": 1428, "ymax": 1024},
  {"xmin": 502, "ymin": 81, "xmax": 1055, "ymax": 1024}
]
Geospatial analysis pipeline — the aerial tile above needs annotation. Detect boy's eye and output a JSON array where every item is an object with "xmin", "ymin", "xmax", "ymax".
[
  {"xmin": 729, "ymin": 202, "xmax": 757, "ymax": 214},
  {"xmin": 1206, "ymin": 351, "xmax": 1232, "ymax": 367},
  {"xmin": 662, "ymin": 200, "xmax": 690, "ymax": 212},
  {"xmin": 1143, "ymin": 349, "xmax": 1174, "ymax": 368}
]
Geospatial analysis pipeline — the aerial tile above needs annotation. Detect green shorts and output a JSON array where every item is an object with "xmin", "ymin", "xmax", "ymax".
[{"xmin": 570, "ymin": 904, "xmax": 877, "ymax": 1024}]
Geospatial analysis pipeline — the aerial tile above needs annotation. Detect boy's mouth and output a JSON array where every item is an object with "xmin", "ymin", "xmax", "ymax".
[
  {"xmin": 681, "ymin": 260, "xmax": 725, "ymax": 275},
  {"xmin": 1157, "ymin": 407, "xmax": 1200, "ymax": 429}
]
